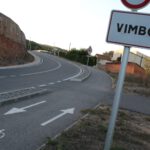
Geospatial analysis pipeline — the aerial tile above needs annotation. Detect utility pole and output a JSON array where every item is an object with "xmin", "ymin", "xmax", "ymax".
[
  {"xmin": 69, "ymin": 42, "xmax": 71, "ymax": 51},
  {"xmin": 28, "ymin": 39, "xmax": 31, "ymax": 50}
]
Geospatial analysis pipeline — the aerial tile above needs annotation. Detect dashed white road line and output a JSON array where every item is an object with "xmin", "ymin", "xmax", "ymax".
[
  {"xmin": 0, "ymin": 59, "xmax": 61, "ymax": 78},
  {"xmin": 20, "ymin": 60, "xmax": 62, "ymax": 76},
  {"xmin": 48, "ymin": 82, "xmax": 55, "ymax": 85},
  {"xmin": 38, "ymin": 84, "xmax": 47, "ymax": 88},
  {"xmin": 62, "ymin": 67, "xmax": 83, "ymax": 81}
]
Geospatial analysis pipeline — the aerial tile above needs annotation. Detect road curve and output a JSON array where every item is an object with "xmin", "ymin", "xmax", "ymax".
[
  {"xmin": 0, "ymin": 52, "xmax": 112, "ymax": 150},
  {"xmin": 0, "ymin": 51, "xmax": 82, "ymax": 92}
]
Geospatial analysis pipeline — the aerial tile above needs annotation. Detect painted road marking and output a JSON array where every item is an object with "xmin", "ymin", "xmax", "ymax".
[
  {"xmin": 38, "ymin": 84, "xmax": 47, "ymax": 87},
  {"xmin": 0, "ymin": 129, "xmax": 5, "ymax": 139},
  {"xmin": 48, "ymin": 82, "xmax": 55, "ymax": 85},
  {"xmin": 20, "ymin": 61, "xmax": 62, "ymax": 76},
  {"xmin": 41, "ymin": 108, "xmax": 75, "ymax": 126},
  {"xmin": 4, "ymin": 101, "xmax": 46, "ymax": 115}
]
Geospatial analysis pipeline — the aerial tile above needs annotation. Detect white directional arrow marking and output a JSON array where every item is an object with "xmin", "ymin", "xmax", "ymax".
[
  {"xmin": 0, "ymin": 129, "xmax": 5, "ymax": 139},
  {"xmin": 41, "ymin": 108, "xmax": 75, "ymax": 126},
  {"xmin": 4, "ymin": 101, "xmax": 46, "ymax": 115}
]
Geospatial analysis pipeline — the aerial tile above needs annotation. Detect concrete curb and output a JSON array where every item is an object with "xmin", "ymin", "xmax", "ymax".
[
  {"xmin": 0, "ymin": 51, "xmax": 41, "ymax": 69},
  {"xmin": 70, "ymin": 66, "xmax": 91, "ymax": 82},
  {"xmin": 0, "ymin": 89, "xmax": 49, "ymax": 106},
  {"xmin": 36, "ymin": 102, "xmax": 101, "ymax": 150}
]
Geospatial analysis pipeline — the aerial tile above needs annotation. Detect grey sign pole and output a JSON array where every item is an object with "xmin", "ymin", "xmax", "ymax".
[{"xmin": 104, "ymin": 46, "xmax": 130, "ymax": 150}]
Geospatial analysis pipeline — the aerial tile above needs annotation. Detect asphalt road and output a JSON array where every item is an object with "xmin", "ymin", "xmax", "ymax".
[
  {"xmin": 0, "ymin": 51, "xmax": 112, "ymax": 150},
  {"xmin": 0, "ymin": 51, "xmax": 81, "ymax": 92}
]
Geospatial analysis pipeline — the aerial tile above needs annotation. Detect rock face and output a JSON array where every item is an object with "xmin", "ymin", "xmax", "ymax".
[{"xmin": 0, "ymin": 13, "xmax": 26, "ymax": 65}]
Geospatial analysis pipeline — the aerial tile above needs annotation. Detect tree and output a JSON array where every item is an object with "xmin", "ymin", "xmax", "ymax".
[
  {"xmin": 65, "ymin": 49, "xmax": 96, "ymax": 66},
  {"xmin": 103, "ymin": 51, "xmax": 114, "ymax": 59}
]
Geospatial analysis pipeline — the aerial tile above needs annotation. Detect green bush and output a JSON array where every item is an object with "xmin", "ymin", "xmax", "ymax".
[
  {"xmin": 26, "ymin": 40, "xmax": 96, "ymax": 66},
  {"xmin": 64, "ymin": 49, "xmax": 96, "ymax": 66}
]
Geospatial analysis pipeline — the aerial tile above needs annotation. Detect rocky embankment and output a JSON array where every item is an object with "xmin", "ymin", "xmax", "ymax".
[{"xmin": 0, "ymin": 13, "xmax": 33, "ymax": 66}]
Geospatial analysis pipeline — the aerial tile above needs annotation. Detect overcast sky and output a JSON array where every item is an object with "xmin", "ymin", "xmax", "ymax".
[{"xmin": 0, "ymin": 0, "xmax": 150, "ymax": 56}]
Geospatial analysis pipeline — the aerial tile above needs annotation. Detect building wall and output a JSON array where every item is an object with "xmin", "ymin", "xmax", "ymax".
[
  {"xmin": 128, "ymin": 53, "xmax": 142, "ymax": 66},
  {"xmin": 112, "ymin": 50, "xmax": 150, "ymax": 68},
  {"xmin": 0, "ymin": 13, "xmax": 26, "ymax": 62},
  {"xmin": 105, "ymin": 62, "xmax": 146, "ymax": 77},
  {"xmin": 97, "ymin": 60, "xmax": 111, "ymax": 65}
]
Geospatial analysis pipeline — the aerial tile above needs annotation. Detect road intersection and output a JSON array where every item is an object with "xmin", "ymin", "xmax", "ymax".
[
  {"xmin": 0, "ymin": 51, "xmax": 149, "ymax": 150},
  {"xmin": 0, "ymin": 51, "xmax": 112, "ymax": 150}
]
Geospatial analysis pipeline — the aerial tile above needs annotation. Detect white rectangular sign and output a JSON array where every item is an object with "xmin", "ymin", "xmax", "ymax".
[{"xmin": 107, "ymin": 10, "xmax": 150, "ymax": 49}]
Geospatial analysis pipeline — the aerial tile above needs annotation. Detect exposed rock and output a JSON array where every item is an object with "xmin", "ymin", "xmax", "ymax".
[{"xmin": 0, "ymin": 13, "xmax": 27, "ymax": 66}]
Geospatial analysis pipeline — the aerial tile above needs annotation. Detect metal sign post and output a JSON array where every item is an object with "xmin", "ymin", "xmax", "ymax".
[
  {"xmin": 107, "ymin": 10, "xmax": 150, "ymax": 49},
  {"xmin": 104, "ymin": 1, "xmax": 149, "ymax": 150},
  {"xmin": 121, "ymin": 0, "xmax": 150, "ymax": 10},
  {"xmin": 104, "ymin": 46, "xmax": 130, "ymax": 150}
]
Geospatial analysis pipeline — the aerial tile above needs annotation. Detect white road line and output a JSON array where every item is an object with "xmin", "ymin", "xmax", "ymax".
[
  {"xmin": 48, "ymin": 82, "xmax": 55, "ymax": 85},
  {"xmin": 20, "ymin": 61, "xmax": 62, "ymax": 76},
  {"xmin": 30, "ymin": 86, "xmax": 36, "ymax": 89},
  {"xmin": 41, "ymin": 108, "xmax": 75, "ymax": 126},
  {"xmin": 39, "ymin": 58, "xmax": 44, "ymax": 65},
  {"xmin": 56, "ymin": 81, "xmax": 61, "ymax": 83},
  {"xmin": 0, "ymin": 129, "xmax": 5, "ymax": 139},
  {"xmin": 38, "ymin": 84, "xmax": 47, "ymax": 87}
]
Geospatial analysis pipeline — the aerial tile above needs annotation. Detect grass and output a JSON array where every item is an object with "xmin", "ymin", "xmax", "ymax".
[
  {"xmin": 42, "ymin": 105, "xmax": 150, "ymax": 150},
  {"xmin": 108, "ymin": 72, "xmax": 150, "ymax": 96},
  {"xmin": 145, "ymin": 116, "xmax": 150, "ymax": 122}
]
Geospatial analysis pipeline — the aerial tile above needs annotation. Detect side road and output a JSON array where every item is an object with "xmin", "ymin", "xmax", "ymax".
[
  {"xmin": 38, "ymin": 88, "xmax": 150, "ymax": 150},
  {"xmin": 102, "ymin": 92, "xmax": 150, "ymax": 115},
  {"xmin": 0, "ymin": 51, "xmax": 91, "ymax": 106},
  {"xmin": 101, "ymin": 69, "xmax": 150, "ymax": 115}
]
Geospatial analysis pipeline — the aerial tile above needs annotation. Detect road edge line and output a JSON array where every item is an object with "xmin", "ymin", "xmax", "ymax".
[{"xmin": 36, "ymin": 102, "xmax": 101, "ymax": 150}]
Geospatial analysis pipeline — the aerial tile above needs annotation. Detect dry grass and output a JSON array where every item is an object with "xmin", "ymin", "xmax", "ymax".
[
  {"xmin": 42, "ymin": 105, "xmax": 150, "ymax": 150},
  {"xmin": 109, "ymin": 73, "xmax": 150, "ymax": 97}
]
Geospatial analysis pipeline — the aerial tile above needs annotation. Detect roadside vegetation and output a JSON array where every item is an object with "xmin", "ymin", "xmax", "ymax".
[
  {"xmin": 26, "ymin": 40, "xmax": 96, "ymax": 66},
  {"xmin": 108, "ymin": 72, "xmax": 150, "ymax": 97},
  {"xmin": 26, "ymin": 40, "xmax": 64, "ymax": 52},
  {"xmin": 27, "ymin": 40, "xmax": 150, "ymax": 150},
  {"xmin": 42, "ymin": 105, "xmax": 150, "ymax": 150},
  {"xmin": 103, "ymin": 52, "xmax": 150, "ymax": 97}
]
